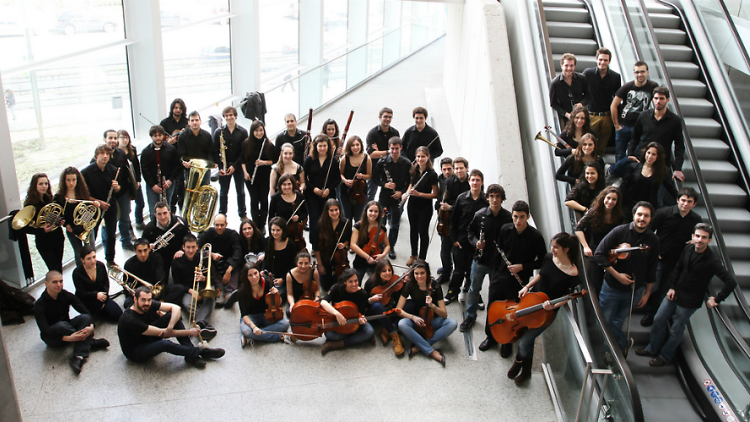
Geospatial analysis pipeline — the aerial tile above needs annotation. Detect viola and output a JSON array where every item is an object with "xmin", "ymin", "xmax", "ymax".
[
  {"xmin": 607, "ymin": 243, "xmax": 650, "ymax": 264},
  {"xmin": 436, "ymin": 188, "xmax": 451, "ymax": 237},
  {"xmin": 300, "ymin": 262, "xmax": 319, "ymax": 301},
  {"xmin": 487, "ymin": 290, "xmax": 588, "ymax": 344},
  {"xmin": 350, "ymin": 177, "xmax": 367, "ymax": 205},
  {"xmin": 370, "ymin": 265, "xmax": 415, "ymax": 306},
  {"xmin": 361, "ymin": 208, "xmax": 388, "ymax": 257},
  {"xmin": 416, "ymin": 278, "xmax": 436, "ymax": 339},
  {"xmin": 332, "ymin": 246, "xmax": 350, "ymax": 279},
  {"xmin": 264, "ymin": 279, "xmax": 284, "ymax": 323},
  {"xmin": 288, "ymin": 218, "xmax": 307, "ymax": 252},
  {"xmin": 289, "ymin": 300, "xmax": 398, "ymax": 340}
]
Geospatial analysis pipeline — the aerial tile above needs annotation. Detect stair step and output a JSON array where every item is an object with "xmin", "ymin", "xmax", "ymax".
[
  {"xmin": 553, "ymin": 54, "xmax": 595, "ymax": 73},
  {"xmin": 721, "ymin": 234, "xmax": 750, "ymax": 260},
  {"xmin": 648, "ymin": 12, "xmax": 681, "ymax": 29},
  {"xmin": 683, "ymin": 160, "xmax": 737, "ymax": 183},
  {"xmin": 683, "ymin": 182, "xmax": 746, "ymax": 207},
  {"xmin": 549, "ymin": 37, "xmax": 598, "ymax": 55},
  {"xmin": 544, "ymin": 6, "xmax": 591, "ymax": 23},
  {"xmin": 666, "ymin": 61, "xmax": 700, "ymax": 80},
  {"xmin": 628, "ymin": 353, "xmax": 676, "ymax": 375},
  {"xmin": 543, "ymin": 0, "xmax": 586, "ymax": 8},
  {"xmin": 691, "ymin": 138, "xmax": 729, "ymax": 160},
  {"xmin": 660, "ymin": 44, "xmax": 693, "ymax": 62},
  {"xmin": 733, "ymin": 261, "xmax": 750, "ymax": 287},
  {"xmin": 695, "ymin": 207, "xmax": 750, "ymax": 231},
  {"xmin": 546, "ymin": 21, "xmax": 594, "ymax": 38},
  {"xmin": 677, "ymin": 98, "xmax": 714, "ymax": 118},
  {"xmin": 672, "ymin": 79, "xmax": 707, "ymax": 98},
  {"xmin": 654, "ymin": 28, "xmax": 687, "ymax": 45},
  {"xmin": 644, "ymin": 2, "xmax": 673, "ymax": 14},
  {"xmin": 685, "ymin": 117, "xmax": 723, "ymax": 138}
]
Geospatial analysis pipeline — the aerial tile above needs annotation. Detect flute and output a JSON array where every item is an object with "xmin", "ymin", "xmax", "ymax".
[
  {"xmin": 250, "ymin": 138, "xmax": 267, "ymax": 185},
  {"xmin": 399, "ymin": 171, "xmax": 428, "ymax": 209}
]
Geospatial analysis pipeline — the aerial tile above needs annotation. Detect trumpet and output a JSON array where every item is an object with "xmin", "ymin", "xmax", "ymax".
[
  {"xmin": 108, "ymin": 264, "xmax": 163, "ymax": 297},
  {"xmin": 151, "ymin": 220, "xmax": 183, "ymax": 252},
  {"xmin": 189, "ymin": 244, "xmax": 218, "ymax": 334},
  {"xmin": 67, "ymin": 199, "xmax": 101, "ymax": 242},
  {"xmin": 543, "ymin": 125, "xmax": 572, "ymax": 148},
  {"xmin": 534, "ymin": 132, "xmax": 561, "ymax": 150}
]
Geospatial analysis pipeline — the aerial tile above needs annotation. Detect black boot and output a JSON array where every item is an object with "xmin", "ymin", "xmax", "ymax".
[
  {"xmin": 500, "ymin": 343, "xmax": 513, "ymax": 358},
  {"xmin": 514, "ymin": 358, "xmax": 533, "ymax": 385},
  {"xmin": 507, "ymin": 359, "xmax": 524, "ymax": 379}
]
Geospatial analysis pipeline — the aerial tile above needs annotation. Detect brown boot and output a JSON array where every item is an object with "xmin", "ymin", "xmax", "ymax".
[
  {"xmin": 514, "ymin": 359, "xmax": 533, "ymax": 385},
  {"xmin": 406, "ymin": 256, "xmax": 417, "ymax": 266},
  {"xmin": 321, "ymin": 340, "xmax": 345, "ymax": 356},
  {"xmin": 507, "ymin": 359, "xmax": 523, "ymax": 379},
  {"xmin": 380, "ymin": 328, "xmax": 391, "ymax": 345},
  {"xmin": 391, "ymin": 332, "xmax": 404, "ymax": 357}
]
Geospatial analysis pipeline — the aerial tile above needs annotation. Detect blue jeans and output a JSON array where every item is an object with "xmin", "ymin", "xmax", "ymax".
[
  {"xmin": 439, "ymin": 235, "xmax": 453, "ymax": 279},
  {"xmin": 599, "ymin": 282, "xmax": 644, "ymax": 350},
  {"xmin": 646, "ymin": 296, "xmax": 697, "ymax": 362},
  {"xmin": 145, "ymin": 183, "xmax": 176, "ymax": 220},
  {"xmin": 219, "ymin": 170, "xmax": 246, "ymax": 217},
  {"xmin": 608, "ymin": 157, "xmax": 634, "ymax": 179},
  {"xmin": 240, "ymin": 314, "xmax": 290, "ymax": 343},
  {"xmin": 398, "ymin": 316, "xmax": 457, "ymax": 356},
  {"xmin": 465, "ymin": 261, "xmax": 491, "ymax": 319},
  {"xmin": 324, "ymin": 322, "xmax": 374, "ymax": 346},
  {"xmin": 614, "ymin": 125, "xmax": 633, "ymax": 163},
  {"xmin": 517, "ymin": 313, "xmax": 558, "ymax": 360},
  {"xmin": 386, "ymin": 205, "xmax": 403, "ymax": 248},
  {"xmin": 367, "ymin": 179, "xmax": 378, "ymax": 202},
  {"xmin": 41, "ymin": 314, "xmax": 93, "ymax": 358},
  {"xmin": 367, "ymin": 302, "xmax": 397, "ymax": 333}
]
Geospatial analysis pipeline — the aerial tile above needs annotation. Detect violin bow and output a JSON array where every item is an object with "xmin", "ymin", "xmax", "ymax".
[{"xmin": 329, "ymin": 218, "xmax": 351, "ymax": 264}]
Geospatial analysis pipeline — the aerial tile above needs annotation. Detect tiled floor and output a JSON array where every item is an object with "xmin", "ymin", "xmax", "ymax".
[{"xmin": 3, "ymin": 38, "xmax": 557, "ymax": 422}]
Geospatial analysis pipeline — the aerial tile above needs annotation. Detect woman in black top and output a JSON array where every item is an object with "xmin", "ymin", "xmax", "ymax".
[
  {"xmin": 286, "ymin": 250, "xmax": 321, "ymax": 309},
  {"xmin": 510, "ymin": 233, "xmax": 580, "ymax": 384},
  {"xmin": 239, "ymin": 120, "xmax": 279, "ymax": 230},
  {"xmin": 268, "ymin": 173, "xmax": 308, "ymax": 226},
  {"xmin": 554, "ymin": 104, "xmax": 593, "ymax": 157},
  {"xmin": 620, "ymin": 142, "xmax": 678, "ymax": 219},
  {"xmin": 319, "ymin": 269, "xmax": 375, "ymax": 355},
  {"xmin": 575, "ymin": 186, "xmax": 623, "ymax": 294},
  {"xmin": 72, "ymin": 244, "xmax": 123, "ymax": 321},
  {"xmin": 239, "ymin": 219, "xmax": 267, "ymax": 265},
  {"xmin": 22, "ymin": 173, "xmax": 65, "ymax": 272},
  {"xmin": 403, "ymin": 146, "xmax": 439, "ymax": 265},
  {"xmin": 339, "ymin": 135, "xmax": 371, "ymax": 222},
  {"xmin": 564, "ymin": 161, "xmax": 606, "ymax": 215},
  {"xmin": 396, "ymin": 260, "xmax": 456, "ymax": 366},
  {"xmin": 556, "ymin": 134, "xmax": 604, "ymax": 186},
  {"xmin": 54, "ymin": 166, "xmax": 101, "ymax": 267},
  {"xmin": 363, "ymin": 259, "xmax": 404, "ymax": 357},
  {"xmin": 263, "ymin": 217, "xmax": 298, "ymax": 300},
  {"xmin": 315, "ymin": 199, "xmax": 352, "ymax": 291},
  {"xmin": 350, "ymin": 201, "xmax": 390, "ymax": 283},
  {"xmin": 238, "ymin": 262, "xmax": 290, "ymax": 346},
  {"xmin": 321, "ymin": 118, "xmax": 342, "ymax": 157},
  {"xmin": 270, "ymin": 143, "xmax": 305, "ymax": 194},
  {"xmin": 304, "ymin": 134, "xmax": 341, "ymax": 245}
]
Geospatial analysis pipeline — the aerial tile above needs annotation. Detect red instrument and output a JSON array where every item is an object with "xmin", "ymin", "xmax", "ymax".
[
  {"xmin": 416, "ymin": 277, "xmax": 436, "ymax": 339},
  {"xmin": 487, "ymin": 290, "xmax": 588, "ymax": 344},
  {"xmin": 332, "ymin": 247, "xmax": 350, "ymax": 279},
  {"xmin": 361, "ymin": 208, "xmax": 388, "ymax": 257},
  {"xmin": 289, "ymin": 300, "xmax": 399, "ymax": 341},
  {"xmin": 286, "ymin": 199, "xmax": 307, "ymax": 252},
  {"xmin": 348, "ymin": 152, "xmax": 368, "ymax": 206},
  {"xmin": 300, "ymin": 262, "xmax": 319, "ymax": 301},
  {"xmin": 264, "ymin": 275, "xmax": 284, "ymax": 323},
  {"xmin": 370, "ymin": 265, "xmax": 415, "ymax": 306},
  {"xmin": 436, "ymin": 188, "xmax": 451, "ymax": 237},
  {"xmin": 607, "ymin": 243, "xmax": 650, "ymax": 264}
]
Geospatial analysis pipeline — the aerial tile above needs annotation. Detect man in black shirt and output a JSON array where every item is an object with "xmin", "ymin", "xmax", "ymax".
[
  {"xmin": 595, "ymin": 202, "xmax": 660, "ymax": 357},
  {"xmin": 213, "ymin": 106, "xmax": 248, "ymax": 218},
  {"xmin": 445, "ymin": 168, "xmax": 485, "ymax": 305},
  {"xmin": 117, "ymin": 286, "xmax": 224, "ymax": 368},
  {"xmin": 34, "ymin": 271, "xmax": 109, "ymax": 374},
  {"xmin": 610, "ymin": 61, "xmax": 658, "ymax": 162},
  {"xmin": 365, "ymin": 107, "xmax": 399, "ymax": 200},
  {"xmin": 171, "ymin": 234, "xmax": 218, "ymax": 341},
  {"xmin": 160, "ymin": 98, "xmax": 188, "ymax": 144},
  {"xmin": 435, "ymin": 157, "xmax": 455, "ymax": 283},
  {"xmin": 635, "ymin": 224, "xmax": 736, "ymax": 366},
  {"xmin": 402, "ymin": 107, "xmax": 443, "ymax": 163},
  {"xmin": 275, "ymin": 113, "xmax": 307, "ymax": 165},
  {"xmin": 99, "ymin": 129, "xmax": 135, "ymax": 251},
  {"xmin": 142, "ymin": 201, "xmax": 190, "ymax": 275},
  {"xmin": 81, "ymin": 144, "xmax": 121, "ymax": 265},
  {"xmin": 479, "ymin": 201, "xmax": 546, "ymax": 357},
  {"xmin": 549, "ymin": 53, "xmax": 588, "ymax": 125},
  {"xmin": 641, "ymin": 187, "xmax": 702, "ymax": 326},
  {"xmin": 374, "ymin": 137, "xmax": 411, "ymax": 258},
  {"xmin": 177, "ymin": 111, "xmax": 213, "ymax": 211},
  {"xmin": 198, "ymin": 214, "xmax": 242, "ymax": 307},
  {"xmin": 124, "ymin": 238, "xmax": 185, "ymax": 308},
  {"xmin": 583, "ymin": 48, "xmax": 621, "ymax": 155},
  {"xmin": 141, "ymin": 126, "xmax": 181, "ymax": 218}
]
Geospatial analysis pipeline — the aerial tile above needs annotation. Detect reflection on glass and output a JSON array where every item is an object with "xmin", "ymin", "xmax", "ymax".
[
  {"xmin": 400, "ymin": 2, "xmax": 413, "ymax": 57},
  {"xmin": 368, "ymin": 0, "xmax": 385, "ymax": 41},
  {"xmin": 323, "ymin": 0, "xmax": 348, "ymax": 58},
  {"xmin": 260, "ymin": 0, "xmax": 299, "ymax": 84},
  {"xmin": 263, "ymin": 68, "xmax": 300, "ymax": 136},
  {"xmin": 322, "ymin": 56, "xmax": 347, "ymax": 104}
]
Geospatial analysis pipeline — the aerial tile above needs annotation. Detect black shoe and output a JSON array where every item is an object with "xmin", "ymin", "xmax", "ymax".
[
  {"xmin": 649, "ymin": 357, "xmax": 666, "ymax": 367},
  {"xmin": 122, "ymin": 243, "xmax": 134, "ymax": 251},
  {"xmin": 437, "ymin": 349, "xmax": 446, "ymax": 368},
  {"xmin": 408, "ymin": 347, "xmax": 418, "ymax": 359},
  {"xmin": 90, "ymin": 338, "xmax": 110, "ymax": 351},
  {"xmin": 478, "ymin": 337, "xmax": 496, "ymax": 352},
  {"xmin": 200, "ymin": 347, "xmax": 225, "ymax": 360},
  {"xmin": 135, "ymin": 223, "xmax": 146, "ymax": 230},
  {"xmin": 500, "ymin": 343, "xmax": 513, "ymax": 358},
  {"xmin": 640, "ymin": 313, "xmax": 654, "ymax": 327},
  {"xmin": 215, "ymin": 294, "xmax": 225, "ymax": 309},
  {"xmin": 459, "ymin": 317, "xmax": 475, "ymax": 332},
  {"xmin": 69, "ymin": 356, "xmax": 84, "ymax": 375},
  {"xmin": 478, "ymin": 297, "xmax": 485, "ymax": 311},
  {"xmin": 444, "ymin": 291, "xmax": 457, "ymax": 305},
  {"xmin": 388, "ymin": 251, "xmax": 396, "ymax": 259},
  {"xmin": 635, "ymin": 346, "xmax": 653, "ymax": 357},
  {"xmin": 185, "ymin": 355, "xmax": 206, "ymax": 369},
  {"xmin": 437, "ymin": 267, "xmax": 444, "ymax": 275},
  {"xmin": 223, "ymin": 290, "xmax": 238, "ymax": 308},
  {"xmin": 199, "ymin": 323, "xmax": 217, "ymax": 341}
]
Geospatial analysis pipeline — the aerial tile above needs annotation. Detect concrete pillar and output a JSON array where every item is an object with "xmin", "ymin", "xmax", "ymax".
[
  {"xmin": 299, "ymin": 0, "xmax": 324, "ymax": 114},
  {"xmin": 347, "ymin": 0, "xmax": 368, "ymax": 88}
]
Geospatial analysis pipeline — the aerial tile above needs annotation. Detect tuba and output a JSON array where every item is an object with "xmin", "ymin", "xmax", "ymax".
[
  {"xmin": 182, "ymin": 159, "xmax": 218, "ymax": 232},
  {"xmin": 108, "ymin": 264, "xmax": 163, "ymax": 297},
  {"xmin": 69, "ymin": 200, "xmax": 101, "ymax": 242}
]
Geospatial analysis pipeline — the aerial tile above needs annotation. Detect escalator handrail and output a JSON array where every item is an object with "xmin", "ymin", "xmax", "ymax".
[
  {"xmin": 702, "ymin": 0, "xmax": 750, "ymax": 85},
  {"xmin": 653, "ymin": 0, "xmax": 750, "ymax": 338},
  {"xmin": 535, "ymin": 0, "xmax": 558, "ymax": 80}
]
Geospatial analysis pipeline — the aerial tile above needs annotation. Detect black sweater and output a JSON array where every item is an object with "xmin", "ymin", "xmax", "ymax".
[
  {"xmin": 34, "ymin": 289, "xmax": 90, "ymax": 341},
  {"xmin": 669, "ymin": 245, "xmax": 736, "ymax": 309}
]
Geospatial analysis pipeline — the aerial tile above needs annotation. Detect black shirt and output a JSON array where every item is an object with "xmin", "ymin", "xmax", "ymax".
[
  {"xmin": 406, "ymin": 167, "xmax": 438, "ymax": 209},
  {"xmin": 399, "ymin": 279, "xmax": 444, "ymax": 309},
  {"xmin": 402, "ymin": 124, "xmax": 443, "ymax": 162},
  {"xmin": 375, "ymin": 154, "xmax": 412, "ymax": 208},
  {"xmin": 237, "ymin": 137, "xmax": 279, "ymax": 177},
  {"xmin": 117, "ymin": 300, "xmax": 163, "ymax": 358},
  {"xmin": 615, "ymin": 80, "xmax": 658, "ymax": 126},
  {"xmin": 549, "ymin": 72, "xmax": 588, "ymax": 121},
  {"xmin": 323, "ymin": 285, "xmax": 370, "ymax": 314},
  {"xmin": 263, "ymin": 240, "xmax": 298, "ymax": 280},
  {"xmin": 198, "ymin": 227, "xmax": 243, "ymax": 271},
  {"xmin": 649, "ymin": 205, "xmax": 702, "ymax": 265},
  {"xmin": 366, "ymin": 125, "xmax": 400, "ymax": 169},
  {"xmin": 268, "ymin": 192, "xmax": 308, "ymax": 225},
  {"xmin": 160, "ymin": 116, "xmax": 188, "ymax": 136},
  {"xmin": 565, "ymin": 181, "xmax": 603, "ymax": 210},
  {"xmin": 72, "ymin": 262, "xmax": 110, "ymax": 312},
  {"xmin": 238, "ymin": 277, "xmax": 272, "ymax": 316},
  {"xmin": 582, "ymin": 67, "xmax": 621, "ymax": 113},
  {"xmin": 493, "ymin": 223, "xmax": 547, "ymax": 284},
  {"xmin": 303, "ymin": 156, "xmax": 341, "ymax": 191},
  {"xmin": 594, "ymin": 223, "xmax": 660, "ymax": 292},
  {"xmin": 620, "ymin": 163, "xmax": 679, "ymax": 209},
  {"xmin": 444, "ymin": 175, "xmax": 470, "ymax": 205},
  {"xmin": 140, "ymin": 142, "xmax": 182, "ymax": 187},
  {"xmin": 142, "ymin": 216, "xmax": 190, "ymax": 274},
  {"xmin": 575, "ymin": 210, "xmax": 623, "ymax": 252},
  {"xmin": 124, "ymin": 253, "xmax": 167, "ymax": 287},
  {"xmin": 535, "ymin": 254, "xmax": 580, "ymax": 301},
  {"xmin": 81, "ymin": 162, "xmax": 119, "ymax": 206},
  {"xmin": 171, "ymin": 254, "xmax": 202, "ymax": 290},
  {"xmin": 177, "ymin": 128, "xmax": 213, "ymax": 160},
  {"xmin": 627, "ymin": 108, "xmax": 685, "ymax": 171},
  {"xmin": 34, "ymin": 289, "xmax": 90, "ymax": 341},
  {"xmin": 450, "ymin": 191, "xmax": 488, "ymax": 246},
  {"xmin": 212, "ymin": 124, "xmax": 248, "ymax": 170},
  {"xmin": 468, "ymin": 206, "xmax": 513, "ymax": 265},
  {"xmin": 275, "ymin": 129, "xmax": 307, "ymax": 165},
  {"xmin": 669, "ymin": 245, "xmax": 736, "ymax": 309},
  {"xmin": 556, "ymin": 155, "xmax": 605, "ymax": 186}
]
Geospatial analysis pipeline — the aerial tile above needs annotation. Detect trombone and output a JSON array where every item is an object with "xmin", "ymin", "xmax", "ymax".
[
  {"xmin": 189, "ymin": 243, "xmax": 218, "ymax": 346},
  {"xmin": 108, "ymin": 264, "xmax": 163, "ymax": 297}
]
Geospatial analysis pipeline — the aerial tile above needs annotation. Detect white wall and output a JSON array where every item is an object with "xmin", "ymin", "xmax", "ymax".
[{"xmin": 443, "ymin": 0, "xmax": 528, "ymax": 203}]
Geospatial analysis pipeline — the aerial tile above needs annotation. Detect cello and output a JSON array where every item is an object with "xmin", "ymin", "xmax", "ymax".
[
  {"xmin": 416, "ymin": 277, "xmax": 436, "ymax": 339},
  {"xmin": 286, "ymin": 199, "xmax": 307, "ymax": 251},
  {"xmin": 361, "ymin": 208, "xmax": 388, "ymax": 257},
  {"xmin": 289, "ymin": 300, "xmax": 398, "ymax": 340},
  {"xmin": 300, "ymin": 262, "xmax": 319, "ymax": 301},
  {"xmin": 487, "ymin": 290, "xmax": 588, "ymax": 344}
]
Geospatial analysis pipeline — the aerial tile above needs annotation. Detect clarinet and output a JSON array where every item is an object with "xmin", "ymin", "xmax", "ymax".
[
  {"xmin": 476, "ymin": 218, "xmax": 486, "ymax": 258},
  {"xmin": 250, "ymin": 138, "xmax": 266, "ymax": 185},
  {"xmin": 155, "ymin": 146, "xmax": 165, "ymax": 203},
  {"xmin": 497, "ymin": 247, "xmax": 526, "ymax": 287}
]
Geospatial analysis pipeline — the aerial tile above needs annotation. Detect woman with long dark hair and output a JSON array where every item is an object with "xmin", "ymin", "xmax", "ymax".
[
  {"xmin": 304, "ymin": 134, "xmax": 340, "ymax": 245},
  {"xmin": 403, "ymin": 146, "xmax": 439, "ymax": 265},
  {"xmin": 363, "ymin": 259, "xmax": 404, "ymax": 357},
  {"xmin": 620, "ymin": 142, "xmax": 678, "ymax": 218},
  {"xmin": 117, "ymin": 129, "xmax": 144, "ymax": 230},
  {"xmin": 350, "ymin": 200, "xmax": 390, "ymax": 283},
  {"xmin": 321, "ymin": 118, "xmax": 342, "ymax": 157},
  {"xmin": 575, "ymin": 186, "xmax": 623, "ymax": 293},
  {"xmin": 314, "ymin": 199, "xmax": 351, "ymax": 292},
  {"xmin": 555, "ymin": 134, "xmax": 604, "ymax": 186},
  {"xmin": 238, "ymin": 261, "xmax": 290, "ymax": 346},
  {"xmin": 270, "ymin": 142, "xmax": 305, "ymax": 195},
  {"xmin": 339, "ymin": 135, "xmax": 371, "ymax": 221},
  {"xmin": 239, "ymin": 219, "xmax": 267, "ymax": 263},
  {"xmin": 564, "ymin": 161, "xmax": 606, "ymax": 215},
  {"xmin": 55, "ymin": 166, "xmax": 100, "ymax": 267},
  {"xmin": 286, "ymin": 250, "xmax": 321, "ymax": 308},
  {"xmin": 22, "ymin": 173, "xmax": 65, "ymax": 272},
  {"xmin": 72, "ymin": 244, "xmax": 123, "ymax": 322},
  {"xmin": 239, "ymin": 120, "xmax": 279, "ymax": 231},
  {"xmin": 319, "ymin": 268, "xmax": 375, "ymax": 355},
  {"xmin": 554, "ymin": 104, "xmax": 594, "ymax": 157},
  {"xmin": 262, "ymin": 217, "xmax": 298, "ymax": 300},
  {"xmin": 268, "ymin": 173, "xmax": 308, "ymax": 228}
]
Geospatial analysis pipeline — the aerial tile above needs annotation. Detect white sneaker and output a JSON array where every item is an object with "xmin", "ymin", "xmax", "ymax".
[{"xmin": 241, "ymin": 335, "xmax": 252, "ymax": 348}]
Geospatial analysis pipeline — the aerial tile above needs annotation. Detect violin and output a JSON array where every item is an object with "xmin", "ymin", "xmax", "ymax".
[
  {"xmin": 370, "ymin": 265, "xmax": 415, "ymax": 306},
  {"xmin": 349, "ymin": 153, "xmax": 368, "ymax": 206},
  {"xmin": 416, "ymin": 277, "xmax": 436, "ymax": 339},
  {"xmin": 289, "ymin": 300, "xmax": 398, "ymax": 340},
  {"xmin": 288, "ymin": 218, "xmax": 307, "ymax": 252},
  {"xmin": 300, "ymin": 262, "xmax": 319, "ymax": 301},
  {"xmin": 436, "ymin": 188, "xmax": 450, "ymax": 237},
  {"xmin": 264, "ymin": 273, "xmax": 284, "ymax": 323},
  {"xmin": 607, "ymin": 243, "xmax": 650, "ymax": 264},
  {"xmin": 361, "ymin": 208, "xmax": 388, "ymax": 257},
  {"xmin": 332, "ymin": 246, "xmax": 350, "ymax": 279},
  {"xmin": 487, "ymin": 290, "xmax": 588, "ymax": 344}
]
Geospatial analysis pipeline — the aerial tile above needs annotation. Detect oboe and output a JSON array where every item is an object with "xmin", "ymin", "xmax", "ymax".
[
  {"xmin": 250, "ymin": 138, "xmax": 266, "ymax": 185},
  {"xmin": 155, "ymin": 145, "xmax": 165, "ymax": 203}
]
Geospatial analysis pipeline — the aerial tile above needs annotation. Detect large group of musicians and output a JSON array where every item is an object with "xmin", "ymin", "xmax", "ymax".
[{"xmin": 24, "ymin": 50, "xmax": 738, "ymax": 384}]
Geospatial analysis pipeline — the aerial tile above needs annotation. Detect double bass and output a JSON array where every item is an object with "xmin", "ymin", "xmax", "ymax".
[{"xmin": 289, "ymin": 300, "xmax": 398, "ymax": 340}]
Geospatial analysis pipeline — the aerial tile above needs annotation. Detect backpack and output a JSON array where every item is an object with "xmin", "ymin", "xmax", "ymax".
[{"xmin": 0, "ymin": 278, "xmax": 36, "ymax": 325}]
